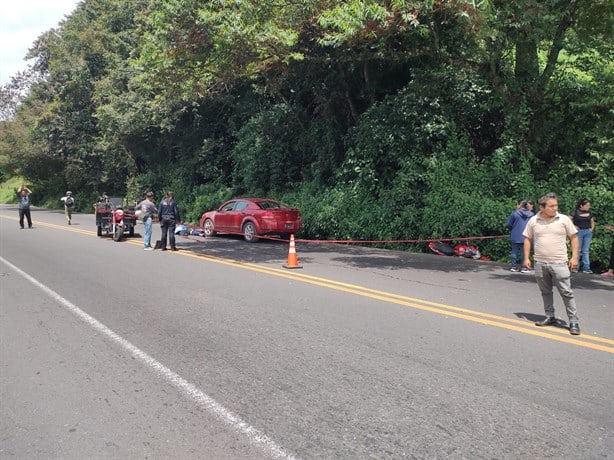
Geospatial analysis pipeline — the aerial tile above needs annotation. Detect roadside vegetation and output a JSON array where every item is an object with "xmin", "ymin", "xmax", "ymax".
[{"xmin": 1, "ymin": 1, "xmax": 612, "ymax": 268}]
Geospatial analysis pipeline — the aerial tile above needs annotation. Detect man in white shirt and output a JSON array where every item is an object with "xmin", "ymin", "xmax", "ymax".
[
  {"xmin": 522, "ymin": 193, "xmax": 580, "ymax": 335},
  {"xmin": 60, "ymin": 191, "xmax": 75, "ymax": 225}
]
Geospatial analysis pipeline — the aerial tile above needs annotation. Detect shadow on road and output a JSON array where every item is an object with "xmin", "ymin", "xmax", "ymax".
[
  {"xmin": 176, "ymin": 234, "xmax": 613, "ymax": 292},
  {"xmin": 514, "ymin": 312, "xmax": 572, "ymax": 330}
]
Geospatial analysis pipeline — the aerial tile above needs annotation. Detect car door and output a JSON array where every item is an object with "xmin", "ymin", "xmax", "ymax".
[
  {"xmin": 229, "ymin": 200, "xmax": 250, "ymax": 232},
  {"xmin": 215, "ymin": 200, "xmax": 236, "ymax": 231}
]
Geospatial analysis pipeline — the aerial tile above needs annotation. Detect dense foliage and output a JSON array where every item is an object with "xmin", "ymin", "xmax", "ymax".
[{"xmin": 1, "ymin": 0, "xmax": 612, "ymax": 268}]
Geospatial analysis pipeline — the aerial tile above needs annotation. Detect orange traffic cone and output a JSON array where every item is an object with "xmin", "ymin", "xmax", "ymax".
[{"xmin": 283, "ymin": 234, "xmax": 302, "ymax": 269}]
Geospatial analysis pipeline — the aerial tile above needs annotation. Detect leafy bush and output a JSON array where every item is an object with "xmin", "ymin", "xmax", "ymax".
[{"xmin": 183, "ymin": 182, "xmax": 234, "ymax": 225}]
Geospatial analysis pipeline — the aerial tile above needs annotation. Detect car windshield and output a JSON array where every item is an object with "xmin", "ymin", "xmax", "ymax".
[{"xmin": 257, "ymin": 201, "xmax": 285, "ymax": 210}]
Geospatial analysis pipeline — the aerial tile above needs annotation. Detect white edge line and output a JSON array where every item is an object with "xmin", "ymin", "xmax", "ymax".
[{"xmin": 1, "ymin": 256, "xmax": 296, "ymax": 460}]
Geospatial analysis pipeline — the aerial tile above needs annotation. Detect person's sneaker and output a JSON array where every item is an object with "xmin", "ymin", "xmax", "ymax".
[
  {"xmin": 582, "ymin": 270, "xmax": 593, "ymax": 274},
  {"xmin": 144, "ymin": 247, "xmax": 153, "ymax": 251},
  {"xmin": 602, "ymin": 271, "xmax": 614, "ymax": 277},
  {"xmin": 520, "ymin": 267, "xmax": 530, "ymax": 273},
  {"xmin": 509, "ymin": 267, "xmax": 519, "ymax": 272},
  {"xmin": 535, "ymin": 317, "xmax": 557, "ymax": 327},
  {"xmin": 569, "ymin": 323, "xmax": 581, "ymax": 335},
  {"xmin": 171, "ymin": 247, "xmax": 179, "ymax": 251}
]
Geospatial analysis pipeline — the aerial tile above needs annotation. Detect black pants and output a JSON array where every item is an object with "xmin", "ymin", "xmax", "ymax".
[
  {"xmin": 609, "ymin": 242, "xmax": 614, "ymax": 270},
  {"xmin": 160, "ymin": 218, "xmax": 176, "ymax": 249},
  {"xmin": 19, "ymin": 208, "xmax": 32, "ymax": 228}
]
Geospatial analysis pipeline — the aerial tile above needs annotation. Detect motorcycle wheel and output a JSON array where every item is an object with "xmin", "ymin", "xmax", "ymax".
[{"xmin": 113, "ymin": 225, "xmax": 122, "ymax": 242}]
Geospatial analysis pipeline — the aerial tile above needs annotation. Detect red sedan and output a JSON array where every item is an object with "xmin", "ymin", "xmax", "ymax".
[{"xmin": 199, "ymin": 198, "xmax": 302, "ymax": 242}]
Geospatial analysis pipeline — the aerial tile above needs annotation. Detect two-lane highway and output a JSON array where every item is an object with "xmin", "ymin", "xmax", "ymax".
[{"xmin": 1, "ymin": 206, "xmax": 613, "ymax": 459}]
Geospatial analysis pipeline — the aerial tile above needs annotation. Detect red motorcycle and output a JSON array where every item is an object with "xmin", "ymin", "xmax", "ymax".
[{"xmin": 95, "ymin": 196, "xmax": 136, "ymax": 242}]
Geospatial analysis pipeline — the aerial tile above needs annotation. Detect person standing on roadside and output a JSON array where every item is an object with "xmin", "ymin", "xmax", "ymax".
[
  {"xmin": 522, "ymin": 193, "xmax": 581, "ymax": 335},
  {"xmin": 506, "ymin": 200, "xmax": 534, "ymax": 272},
  {"xmin": 136, "ymin": 191, "xmax": 157, "ymax": 250},
  {"xmin": 569, "ymin": 198, "xmax": 595, "ymax": 273},
  {"xmin": 158, "ymin": 191, "xmax": 180, "ymax": 251},
  {"xmin": 16, "ymin": 184, "xmax": 32, "ymax": 229},
  {"xmin": 60, "ymin": 191, "xmax": 75, "ymax": 225},
  {"xmin": 602, "ymin": 225, "xmax": 614, "ymax": 277}
]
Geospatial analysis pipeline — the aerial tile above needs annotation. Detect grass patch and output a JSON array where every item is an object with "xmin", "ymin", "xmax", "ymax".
[{"xmin": 0, "ymin": 177, "xmax": 26, "ymax": 204}]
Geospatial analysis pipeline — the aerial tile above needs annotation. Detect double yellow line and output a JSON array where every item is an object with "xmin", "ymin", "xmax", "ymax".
[
  {"xmin": 177, "ymin": 236, "xmax": 614, "ymax": 354},
  {"xmin": 4, "ymin": 214, "xmax": 614, "ymax": 353}
]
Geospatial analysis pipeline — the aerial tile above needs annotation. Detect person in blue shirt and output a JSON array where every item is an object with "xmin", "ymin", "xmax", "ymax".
[
  {"xmin": 505, "ymin": 200, "xmax": 534, "ymax": 272},
  {"xmin": 16, "ymin": 184, "xmax": 32, "ymax": 229}
]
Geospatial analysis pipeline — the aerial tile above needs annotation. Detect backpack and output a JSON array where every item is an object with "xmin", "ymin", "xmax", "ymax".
[{"xmin": 65, "ymin": 196, "xmax": 74, "ymax": 207}]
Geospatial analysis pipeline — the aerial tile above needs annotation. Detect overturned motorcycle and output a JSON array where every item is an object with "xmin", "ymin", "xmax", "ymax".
[{"xmin": 429, "ymin": 240, "xmax": 491, "ymax": 261}]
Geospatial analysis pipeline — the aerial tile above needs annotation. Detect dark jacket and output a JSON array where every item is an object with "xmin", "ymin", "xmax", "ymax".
[
  {"xmin": 158, "ymin": 198, "xmax": 180, "ymax": 222},
  {"xmin": 506, "ymin": 208, "xmax": 533, "ymax": 243}
]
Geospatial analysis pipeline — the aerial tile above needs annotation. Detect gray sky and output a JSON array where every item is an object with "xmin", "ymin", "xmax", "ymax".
[{"xmin": 0, "ymin": 0, "xmax": 81, "ymax": 85}]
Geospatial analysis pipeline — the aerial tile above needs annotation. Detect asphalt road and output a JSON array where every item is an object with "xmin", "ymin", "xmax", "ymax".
[{"xmin": 1, "ymin": 205, "xmax": 613, "ymax": 459}]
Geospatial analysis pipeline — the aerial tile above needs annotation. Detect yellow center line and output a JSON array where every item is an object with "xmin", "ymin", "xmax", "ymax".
[
  {"xmin": 177, "ymin": 243, "xmax": 614, "ymax": 354},
  {"xmin": 3, "ymin": 213, "xmax": 613, "ymax": 353}
]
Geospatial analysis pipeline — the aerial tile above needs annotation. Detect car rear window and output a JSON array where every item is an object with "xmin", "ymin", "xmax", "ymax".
[
  {"xmin": 235, "ymin": 201, "xmax": 249, "ymax": 211},
  {"xmin": 257, "ymin": 201, "xmax": 284, "ymax": 210}
]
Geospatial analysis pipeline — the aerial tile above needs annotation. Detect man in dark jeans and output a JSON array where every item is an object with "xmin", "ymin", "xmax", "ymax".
[
  {"xmin": 157, "ymin": 191, "xmax": 181, "ymax": 251},
  {"xmin": 17, "ymin": 185, "xmax": 33, "ymax": 229}
]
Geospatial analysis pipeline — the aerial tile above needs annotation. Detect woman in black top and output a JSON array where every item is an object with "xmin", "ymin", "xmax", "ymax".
[
  {"xmin": 570, "ymin": 198, "xmax": 595, "ymax": 273},
  {"xmin": 603, "ymin": 225, "xmax": 614, "ymax": 277}
]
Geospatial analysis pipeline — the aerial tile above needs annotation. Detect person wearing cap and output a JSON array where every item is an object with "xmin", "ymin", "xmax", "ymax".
[
  {"xmin": 61, "ymin": 191, "xmax": 75, "ymax": 225},
  {"xmin": 135, "ymin": 191, "xmax": 158, "ymax": 250}
]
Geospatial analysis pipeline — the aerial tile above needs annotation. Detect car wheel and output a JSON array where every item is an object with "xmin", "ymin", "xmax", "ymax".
[
  {"xmin": 203, "ymin": 219, "xmax": 217, "ymax": 237},
  {"xmin": 242, "ymin": 221, "xmax": 258, "ymax": 242}
]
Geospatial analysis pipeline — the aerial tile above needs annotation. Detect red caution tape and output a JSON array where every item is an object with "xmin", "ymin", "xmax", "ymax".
[{"xmin": 175, "ymin": 222, "xmax": 506, "ymax": 245}]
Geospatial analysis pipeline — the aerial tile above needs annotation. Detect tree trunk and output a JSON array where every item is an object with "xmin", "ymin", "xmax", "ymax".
[{"xmin": 512, "ymin": 0, "xmax": 577, "ymax": 158}]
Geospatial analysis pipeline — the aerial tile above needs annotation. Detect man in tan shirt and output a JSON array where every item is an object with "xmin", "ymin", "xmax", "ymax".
[{"xmin": 522, "ymin": 193, "xmax": 581, "ymax": 335}]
